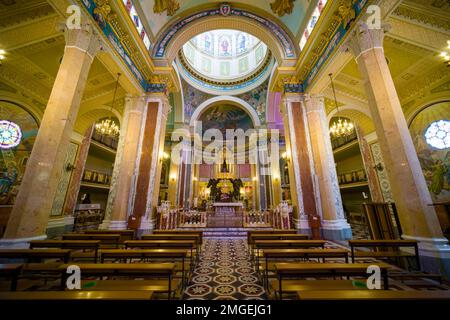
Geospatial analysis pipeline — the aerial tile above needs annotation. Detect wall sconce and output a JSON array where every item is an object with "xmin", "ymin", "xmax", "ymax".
[
  {"xmin": 281, "ymin": 151, "xmax": 290, "ymax": 161},
  {"xmin": 273, "ymin": 174, "xmax": 280, "ymax": 181},
  {"xmin": 193, "ymin": 177, "xmax": 198, "ymax": 182},
  {"xmin": 440, "ymin": 40, "xmax": 450, "ymax": 67},
  {"xmin": 170, "ymin": 174, "xmax": 176, "ymax": 182},
  {"xmin": 160, "ymin": 151, "xmax": 170, "ymax": 161},
  {"xmin": 65, "ymin": 163, "xmax": 76, "ymax": 171},
  {"xmin": 252, "ymin": 176, "xmax": 258, "ymax": 182},
  {"xmin": 0, "ymin": 49, "xmax": 5, "ymax": 66},
  {"xmin": 374, "ymin": 163, "xmax": 383, "ymax": 171}
]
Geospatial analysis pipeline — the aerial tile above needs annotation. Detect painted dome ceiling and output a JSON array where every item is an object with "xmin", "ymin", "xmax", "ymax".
[{"xmin": 177, "ymin": 30, "xmax": 273, "ymax": 95}]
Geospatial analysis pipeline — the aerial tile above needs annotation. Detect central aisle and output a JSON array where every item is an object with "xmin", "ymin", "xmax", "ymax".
[{"xmin": 183, "ymin": 238, "xmax": 267, "ymax": 299}]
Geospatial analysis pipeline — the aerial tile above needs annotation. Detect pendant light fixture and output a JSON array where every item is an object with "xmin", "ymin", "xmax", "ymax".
[
  {"xmin": 95, "ymin": 73, "xmax": 121, "ymax": 138},
  {"xmin": 328, "ymin": 73, "xmax": 354, "ymax": 138}
]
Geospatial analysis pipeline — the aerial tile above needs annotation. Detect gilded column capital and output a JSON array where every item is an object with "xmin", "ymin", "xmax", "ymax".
[
  {"xmin": 344, "ymin": 21, "xmax": 391, "ymax": 59},
  {"xmin": 124, "ymin": 94, "xmax": 147, "ymax": 114},
  {"xmin": 304, "ymin": 94, "xmax": 325, "ymax": 113}
]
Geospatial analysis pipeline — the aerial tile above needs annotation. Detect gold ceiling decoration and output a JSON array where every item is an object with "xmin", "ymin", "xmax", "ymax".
[
  {"xmin": 270, "ymin": 0, "xmax": 296, "ymax": 17},
  {"xmin": 153, "ymin": 0, "xmax": 180, "ymax": 16}
]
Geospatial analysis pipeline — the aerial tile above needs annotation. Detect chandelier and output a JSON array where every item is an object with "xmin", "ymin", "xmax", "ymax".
[
  {"xmin": 95, "ymin": 73, "xmax": 121, "ymax": 138},
  {"xmin": 328, "ymin": 73, "xmax": 354, "ymax": 138}
]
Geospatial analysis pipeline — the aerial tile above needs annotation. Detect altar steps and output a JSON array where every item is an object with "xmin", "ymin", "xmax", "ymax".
[{"xmin": 173, "ymin": 227, "xmax": 275, "ymax": 238}]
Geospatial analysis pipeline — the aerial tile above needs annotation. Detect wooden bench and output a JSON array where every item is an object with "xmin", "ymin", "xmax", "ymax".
[
  {"xmin": 0, "ymin": 249, "xmax": 71, "ymax": 263},
  {"xmin": 297, "ymin": 290, "xmax": 450, "ymax": 300},
  {"xmin": 82, "ymin": 229, "xmax": 135, "ymax": 241},
  {"xmin": 253, "ymin": 240, "xmax": 326, "ymax": 263},
  {"xmin": 99, "ymin": 249, "xmax": 190, "ymax": 287},
  {"xmin": 259, "ymin": 249, "xmax": 349, "ymax": 288},
  {"xmin": 268, "ymin": 279, "xmax": 368, "ymax": 298},
  {"xmin": 79, "ymin": 280, "xmax": 180, "ymax": 298},
  {"xmin": 0, "ymin": 264, "xmax": 22, "ymax": 291},
  {"xmin": 349, "ymin": 240, "xmax": 420, "ymax": 269},
  {"xmin": 59, "ymin": 263, "xmax": 176, "ymax": 299},
  {"xmin": 62, "ymin": 234, "xmax": 121, "ymax": 248},
  {"xmin": 0, "ymin": 290, "xmax": 154, "ymax": 300},
  {"xmin": 153, "ymin": 230, "xmax": 203, "ymax": 244},
  {"xmin": 247, "ymin": 230, "xmax": 297, "ymax": 244},
  {"xmin": 124, "ymin": 240, "xmax": 197, "ymax": 266},
  {"xmin": 29, "ymin": 240, "xmax": 101, "ymax": 263},
  {"xmin": 274, "ymin": 262, "xmax": 391, "ymax": 299},
  {"xmin": 141, "ymin": 234, "xmax": 202, "ymax": 254}
]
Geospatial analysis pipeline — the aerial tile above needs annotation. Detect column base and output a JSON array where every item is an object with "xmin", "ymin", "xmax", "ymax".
[
  {"xmin": 108, "ymin": 220, "xmax": 128, "ymax": 230},
  {"xmin": 402, "ymin": 234, "xmax": 450, "ymax": 279},
  {"xmin": 321, "ymin": 219, "xmax": 352, "ymax": 240},
  {"xmin": 46, "ymin": 216, "xmax": 75, "ymax": 239},
  {"xmin": 136, "ymin": 218, "xmax": 156, "ymax": 238},
  {"xmin": 99, "ymin": 220, "xmax": 111, "ymax": 230},
  {"xmin": 294, "ymin": 215, "xmax": 311, "ymax": 237},
  {"xmin": 0, "ymin": 235, "xmax": 47, "ymax": 248}
]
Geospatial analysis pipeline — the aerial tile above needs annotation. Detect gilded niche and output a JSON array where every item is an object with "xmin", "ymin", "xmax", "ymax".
[
  {"xmin": 153, "ymin": 0, "xmax": 180, "ymax": 16},
  {"xmin": 270, "ymin": 0, "xmax": 296, "ymax": 17}
]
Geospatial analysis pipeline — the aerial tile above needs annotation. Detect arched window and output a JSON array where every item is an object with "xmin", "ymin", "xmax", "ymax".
[{"xmin": 424, "ymin": 120, "xmax": 450, "ymax": 150}]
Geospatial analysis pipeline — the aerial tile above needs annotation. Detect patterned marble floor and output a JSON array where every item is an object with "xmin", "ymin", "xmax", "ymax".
[{"xmin": 183, "ymin": 237, "xmax": 267, "ymax": 300}]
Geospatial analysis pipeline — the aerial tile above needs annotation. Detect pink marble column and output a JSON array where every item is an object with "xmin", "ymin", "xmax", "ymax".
[
  {"xmin": 1, "ymin": 24, "xmax": 103, "ymax": 244},
  {"xmin": 345, "ymin": 22, "xmax": 450, "ymax": 276},
  {"xmin": 281, "ymin": 93, "xmax": 319, "ymax": 233},
  {"xmin": 131, "ymin": 93, "xmax": 169, "ymax": 234},
  {"xmin": 101, "ymin": 95, "xmax": 146, "ymax": 230},
  {"xmin": 305, "ymin": 95, "xmax": 352, "ymax": 240}
]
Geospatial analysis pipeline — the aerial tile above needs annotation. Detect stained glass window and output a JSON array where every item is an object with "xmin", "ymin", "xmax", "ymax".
[
  {"xmin": 0, "ymin": 120, "xmax": 22, "ymax": 149},
  {"xmin": 424, "ymin": 120, "xmax": 450, "ymax": 150}
]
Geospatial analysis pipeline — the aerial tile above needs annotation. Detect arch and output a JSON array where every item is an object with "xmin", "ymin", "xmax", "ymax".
[
  {"xmin": 74, "ymin": 107, "xmax": 123, "ymax": 135},
  {"xmin": 0, "ymin": 92, "xmax": 43, "ymax": 125},
  {"xmin": 406, "ymin": 98, "xmax": 450, "ymax": 127},
  {"xmin": 327, "ymin": 106, "xmax": 375, "ymax": 135},
  {"xmin": 189, "ymin": 96, "xmax": 261, "ymax": 128},
  {"xmin": 152, "ymin": 4, "xmax": 298, "ymax": 67}
]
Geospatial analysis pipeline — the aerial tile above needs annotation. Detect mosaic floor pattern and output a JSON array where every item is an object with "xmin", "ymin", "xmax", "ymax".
[{"xmin": 183, "ymin": 238, "xmax": 267, "ymax": 300}]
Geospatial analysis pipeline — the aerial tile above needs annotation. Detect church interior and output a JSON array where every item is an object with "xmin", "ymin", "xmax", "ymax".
[{"xmin": 0, "ymin": 0, "xmax": 449, "ymax": 302}]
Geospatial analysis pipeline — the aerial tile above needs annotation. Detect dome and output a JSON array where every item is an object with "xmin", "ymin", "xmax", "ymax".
[{"xmin": 177, "ymin": 29, "xmax": 273, "ymax": 95}]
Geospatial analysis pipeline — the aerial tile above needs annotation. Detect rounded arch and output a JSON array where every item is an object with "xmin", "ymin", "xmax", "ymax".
[
  {"xmin": 74, "ymin": 107, "xmax": 122, "ymax": 135},
  {"xmin": 189, "ymin": 95, "xmax": 261, "ymax": 128},
  {"xmin": 406, "ymin": 98, "xmax": 450, "ymax": 127},
  {"xmin": 327, "ymin": 106, "xmax": 375, "ymax": 135},
  {"xmin": 0, "ymin": 92, "xmax": 43, "ymax": 125},
  {"xmin": 153, "ymin": 4, "xmax": 298, "ymax": 67}
]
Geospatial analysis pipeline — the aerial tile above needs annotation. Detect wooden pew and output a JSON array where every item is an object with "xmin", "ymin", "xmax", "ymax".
[
  {"xmin": 274, "ymin": 262, "xmax": 391, "ymax": 300},
  {"xmin": 249, "ymin": 234, "xmax": 309, "ymax": 256},
  {"xmin": 0, "ymin": 249, "xmax": 71, "ymax": 263},
  {"xmin": 124, "ymin": 240, "xmax": 198, "ymax": 268},
  {"xmin": 253, "ymin": 240, "xmax": 326, "ymax": 263},
  {"xmin": 247, "ymin": 230, "xmax": 297, "ymax": 244},
  {"xmin": 62, "ymin": 234, "xmax": 121, "ymax": 248},
  {"xmin": 259, "ymin": 249, "xmax": 349, "ymax": 288},
  {"xmin": 59, "ymin": 263, "xmax": 176, "ymax": 299},
  {"xmin": 0, "ymin": 290, "xmax": 154, "ymax": 300},
  {"xmin": 152, "ymin": 230, "xmax": 203, "ymax": 244},
  {"xmin": 297, "ymin": 290, "xmax": 450, "ymax": 300},
  {"xmin": 29, "ymin": 240, "xmax": 100, "ymax": 263},
  {"xmin": 82, "ymin": 229, "xmax": 135, "ymax": 242},
  {"xmin": 99, "ymin": 249, "xmax": 190, "ymax": 287},
  {"xmin": 349, "ymin": 240, "xmax": 420, "ymax": 269},
  {"xmin": 141, "ymin": 234, "xmax": 202, "ymax": 254},
  {"xmin": 0, "ymin": 264, "xmax": 22, "ymax": 291}
]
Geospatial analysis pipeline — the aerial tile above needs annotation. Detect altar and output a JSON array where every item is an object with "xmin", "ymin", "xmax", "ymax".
[{"xmin": 208, "ymin": 202, "xmax": 244, "ymax": 227}]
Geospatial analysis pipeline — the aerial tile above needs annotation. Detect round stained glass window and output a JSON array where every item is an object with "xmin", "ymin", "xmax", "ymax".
[
  {"xmin": 424, "ymin": 120, "xmax": 450, "ymax": 150},
  {"xmin": 0, "ymin": 120, "xmax": 22, "ymax": 149}
]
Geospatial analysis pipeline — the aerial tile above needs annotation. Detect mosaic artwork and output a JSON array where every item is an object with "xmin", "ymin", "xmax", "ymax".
[
  {"xmin": 410, "ymin": 102, "xmax": 450, "ymax": 202},
  {"xmin": 236, "ymin": 79, "xmax": 268, "ymax": 122},
  {"xmin": 198, "ymin": 104, "xmax": 254, "ymax": 134}
]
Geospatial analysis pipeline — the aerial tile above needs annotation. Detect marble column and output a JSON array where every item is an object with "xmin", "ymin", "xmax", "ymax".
[
  {"xmin": 345, "ymin": 22, "xmax": 450, "ymax": 276},
  {"xmin": 101, "ymin": 95, "xmax": 146, "ymax": 230},
  {"xmin": 0, "ymin": 24, "xmax": 103, "ymax": 245},
  {"xmin": 305, "ymin": 95, "xmax": 352, "ymax": 240},
  {"xmin": 281, "ymin": 93, "xmax": 319, "ymax": 234},
  {"xmin": 132, "ymin": 93, "xmax": 170, "ymax": 235}
]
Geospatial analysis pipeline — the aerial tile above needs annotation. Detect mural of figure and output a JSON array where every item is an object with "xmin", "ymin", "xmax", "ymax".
[
  {"xmin": 238, "ymin": 34, "xmax": 246, "ymax": 53},
  {"xmin": 204, "ymin": 34, "xmax": 212, "ymax": 52},
  {"xmin": 446, "ymin": 151, "xmax": 450, "ymax": 190},
  {"xmin": 429, "ymin": 159, "xmax": 447, "ymax": 194},
  {"xmin": 220, "ymin": 39, "xmax": 230, "ymax": 56},
  {"xmin": 0, "ymin": 162, "xmax": 18, "ymax": 195}
]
